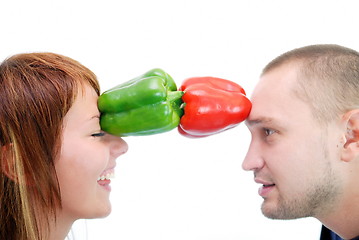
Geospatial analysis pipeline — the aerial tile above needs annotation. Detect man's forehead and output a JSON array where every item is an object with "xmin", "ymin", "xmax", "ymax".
[
  {"xmin": 258, "ymin": 61, "xmax": 301, "ymax": 86},
  {"xmin": 249, "ymin": 64, "xmax": 301, "ymax": 108}
]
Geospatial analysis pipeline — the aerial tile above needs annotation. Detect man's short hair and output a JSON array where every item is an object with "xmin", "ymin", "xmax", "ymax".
[{"xmin": 262, "ymin": 44, "xmax": 359, "ymax": 123}]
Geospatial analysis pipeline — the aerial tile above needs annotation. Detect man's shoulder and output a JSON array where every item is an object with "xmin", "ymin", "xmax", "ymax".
[
  {"xmin": 320, "ymin": 225, "xmax": 359, "ymax": 240},
  {"xmin": 320, "ymin": 225, "xmax": 341, "ymax": 240}
]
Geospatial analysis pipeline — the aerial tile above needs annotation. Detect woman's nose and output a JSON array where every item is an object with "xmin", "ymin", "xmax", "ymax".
[{"xmin": 106, "ymin": 134, "xmax": 129, "ymax": 157}]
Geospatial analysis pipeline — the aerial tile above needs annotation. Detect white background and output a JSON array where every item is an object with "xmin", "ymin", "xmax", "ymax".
[{"xmin": 1, "ymin": 1, "xmax": 358, "ymax": 239}]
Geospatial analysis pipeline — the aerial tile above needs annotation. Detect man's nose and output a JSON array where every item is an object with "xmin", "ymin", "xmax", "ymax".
[{"xmin": 242, "ymin": 141, "xmax": 264, "ymax": 171}]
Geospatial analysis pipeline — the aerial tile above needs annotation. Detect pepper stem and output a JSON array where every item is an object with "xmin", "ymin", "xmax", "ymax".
[{"xmin": 167, "ymin": 91, "xmax": 184, "ymax": 102}]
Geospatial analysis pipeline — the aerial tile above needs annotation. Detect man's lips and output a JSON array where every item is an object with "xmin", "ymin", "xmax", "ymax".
[
  {"xmin": 254, "ymin": 178, "xmax": 275, "ymax": 186},
  {"xmin": 255, "ymin": 178, "xmax": 276, "ymax": 197}
]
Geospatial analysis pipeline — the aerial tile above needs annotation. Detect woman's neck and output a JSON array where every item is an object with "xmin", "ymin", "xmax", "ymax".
[{"xmin": 41, "ymin": 211, "xmax": 75, "ymax": 240}]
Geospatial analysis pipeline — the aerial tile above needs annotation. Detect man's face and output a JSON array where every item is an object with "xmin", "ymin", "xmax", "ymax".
[{"xmin": 242, "ymin": 63, "xmax": 343, "ymax": 219}]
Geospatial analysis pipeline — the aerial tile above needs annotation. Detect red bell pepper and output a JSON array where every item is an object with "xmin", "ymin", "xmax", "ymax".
[{"xmin": 178, "ymin": 77, "xmax": 252, "ymax": 137}]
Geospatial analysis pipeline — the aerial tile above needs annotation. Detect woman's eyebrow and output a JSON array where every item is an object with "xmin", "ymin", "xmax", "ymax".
[{"xmin": 88, "ymin": 114, "xmax": 100, "ymax": 121}]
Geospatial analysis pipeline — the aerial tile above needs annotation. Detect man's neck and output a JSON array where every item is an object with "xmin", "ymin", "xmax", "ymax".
[{"xmin": 318, "ymin": 190, "xmax": 359, "ymax": 239}]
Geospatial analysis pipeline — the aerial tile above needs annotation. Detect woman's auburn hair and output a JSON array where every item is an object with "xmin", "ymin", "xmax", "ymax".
[{"xmin": 0, "ymin": 52, "xmax": 100, "ymax": 239}]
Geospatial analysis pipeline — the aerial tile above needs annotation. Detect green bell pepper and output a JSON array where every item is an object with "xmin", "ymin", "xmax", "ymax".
[{"xmin": 98, "ymin": 68, "xmax": 184, "ymax": 136}]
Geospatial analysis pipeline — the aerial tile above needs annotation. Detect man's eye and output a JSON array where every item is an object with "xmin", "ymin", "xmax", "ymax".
[
  {"xmin": 264, "ymin": 128, "xmax": 276, "ymax": 136},
  {"xmin": 92, "ymin": 131, "xmax": 106, "ymax": 137}
]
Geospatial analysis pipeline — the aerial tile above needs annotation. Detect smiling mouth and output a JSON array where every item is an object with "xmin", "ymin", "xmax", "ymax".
[
  {"xmin": 97, "ymin": 169, "xmax": 115, "ymax": 181},
  {"xmin": 97, "ymin": 170, "xmax": 115, "ymax": 192}
]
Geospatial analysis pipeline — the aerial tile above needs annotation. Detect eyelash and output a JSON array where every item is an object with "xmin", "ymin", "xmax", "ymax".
[{"xmin": 92, "ymin": 131, "xmax": 106, "ymax": 137}]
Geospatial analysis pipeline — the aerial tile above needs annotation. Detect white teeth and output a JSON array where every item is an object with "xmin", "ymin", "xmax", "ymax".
[{"xmin": 97, "ymin": 172, "xmax": 115, "ymax": 181}]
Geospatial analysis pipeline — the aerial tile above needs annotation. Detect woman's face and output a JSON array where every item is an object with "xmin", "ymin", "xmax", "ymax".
[{"xmin": 55, "ymin": 84, "xmax": 128, "ymax": 220}]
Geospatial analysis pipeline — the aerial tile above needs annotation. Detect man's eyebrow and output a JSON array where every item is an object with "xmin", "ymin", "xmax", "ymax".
[{"xmin": 245, "ymin": 117, "xmax": 274, "ymax": 126}]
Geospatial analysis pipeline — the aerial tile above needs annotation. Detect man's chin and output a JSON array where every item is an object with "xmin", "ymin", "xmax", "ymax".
[
  {"xmin": 261, "ymin": 202, "xmax": 293, "ymax": 220},
  {"xmin": 261, "ymin": 202, "xmax": 309, "ymax": 220}
]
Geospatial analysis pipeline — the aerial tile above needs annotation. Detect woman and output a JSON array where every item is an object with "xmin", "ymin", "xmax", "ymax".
[{"xmin": 0, "ymin": 52, "xmax": 128, "ymax": 239}]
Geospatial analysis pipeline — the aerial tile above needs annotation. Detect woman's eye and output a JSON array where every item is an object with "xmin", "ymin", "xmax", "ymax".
[{"xmin": 92, "ymin": 131, "xmax": 106, "ymax": 137}]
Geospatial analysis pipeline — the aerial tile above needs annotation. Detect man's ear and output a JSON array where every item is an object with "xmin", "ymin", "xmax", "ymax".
[
  {"xmin": 341, "ymin": 110, "xmax": 359, "ymax": 162},
  {"xmin": 1, "ymin": 144, "xmax": 17, "ymax": 181}
]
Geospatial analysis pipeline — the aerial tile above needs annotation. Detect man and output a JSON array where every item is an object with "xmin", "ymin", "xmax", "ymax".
[{"xmin": 242, "ymin": 44, "xmax": 359, "ymax": 240}]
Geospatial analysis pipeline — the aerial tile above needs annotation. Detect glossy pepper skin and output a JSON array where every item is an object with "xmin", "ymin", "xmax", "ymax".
[
  {"xmin": 178, "ymin": 77, "xmax": 252, "ymax": 138},
  {"xmin": 98, "ymin": 68, "xmax": 184, "ymax": 136}
]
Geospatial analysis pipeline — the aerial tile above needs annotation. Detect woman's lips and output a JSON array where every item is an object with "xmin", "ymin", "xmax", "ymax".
[
  {"xmin": 97, "ymin": 171, "xmax": 115, "ymax": 181},
  {"xmin": 97, "ymin": 168, "xmax": 115, "ymax": 191}
]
